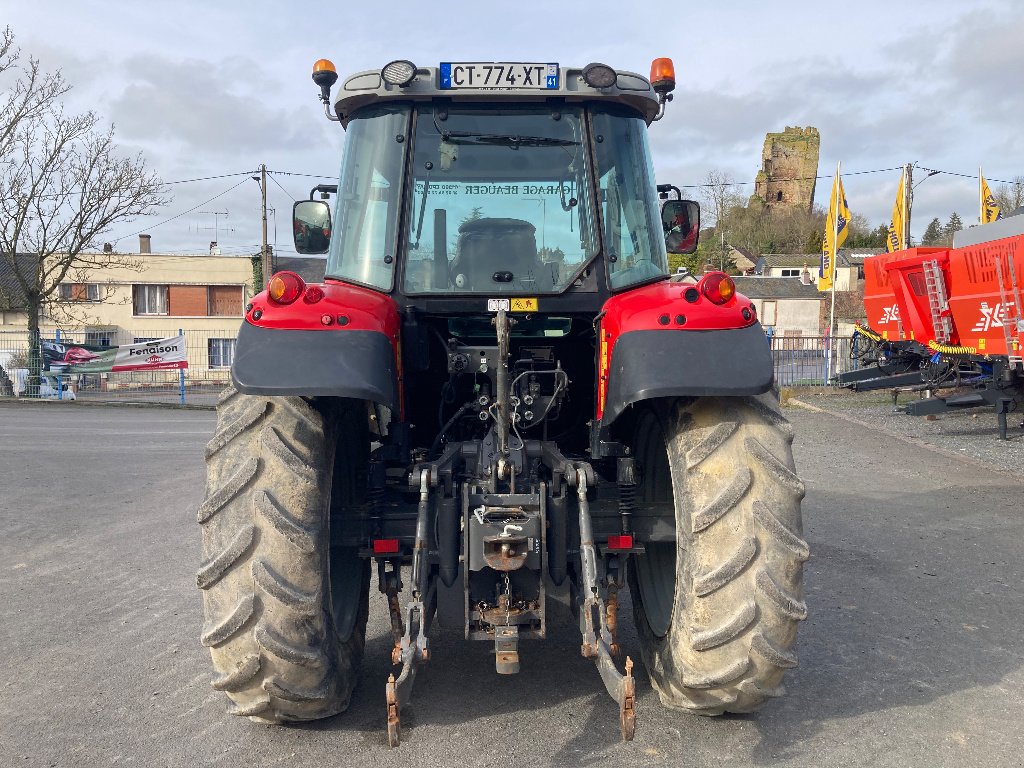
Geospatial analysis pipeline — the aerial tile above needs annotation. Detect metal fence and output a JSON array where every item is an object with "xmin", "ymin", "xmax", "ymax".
[
  {"xmin": 768, "ymin": 333, "xmax": 860, "ymax": 388},
  {"xmin": 0, "ymin": 327, "xmax": 238, "ymax": 406},
  {"xmin": 0, "ymin": 326, "xmax": 859, "ymax": 406}
]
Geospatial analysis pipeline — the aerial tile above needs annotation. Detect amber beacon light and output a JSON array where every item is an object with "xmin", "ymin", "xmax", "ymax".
[
  {"xmin": 312, "ymin": 58, "xmax": 339, "ymax": 104},
  {"xmin": 649, "ymin": 58, "xmax": 676, "ymax": 94}
]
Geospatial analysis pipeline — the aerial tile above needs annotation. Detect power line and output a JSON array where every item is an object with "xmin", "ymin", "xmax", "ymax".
[
  {"xmin": 267, "ymin": 170, "xmax": 336, "ymax": 179},
  {"xmin": 162, "ymin": 171, "xmax": 257, "ymax": 185},
  {"xmin": 678, "ymin": 165, "xmax": 905, "ymax": 189},
  {"xmin": 267, "ymin": 172, "xmax": 297, "ymax": 201},
  {"xmin": 684, "ymin": 165, "xmax": 1022, "ymax": 189},
  {"xmin": 110, "ymin": 178, "xmax": 251, "ymax": 245},
  {"xmin": 918, "ymin": 166, "xmax": 1021, "ymax": 185}
]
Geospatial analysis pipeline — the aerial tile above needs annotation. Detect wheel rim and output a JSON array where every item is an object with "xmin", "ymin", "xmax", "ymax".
[{"xmin": 633, "ymin": 411, "xmax": 678, "ymax": 638}]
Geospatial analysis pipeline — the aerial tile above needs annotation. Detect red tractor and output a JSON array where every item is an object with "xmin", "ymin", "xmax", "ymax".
[{"xmin": 197, "ymin": 57, "xmax": 807, "ymax": 746}]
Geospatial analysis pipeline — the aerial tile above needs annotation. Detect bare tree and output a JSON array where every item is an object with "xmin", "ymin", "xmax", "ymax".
[
  {"xmin": 0, "ymin": 28, "xmax": 166, "ymax": 395},
  {"xmin": 994, "ymin": 176, "xmax": 1024, "ymax": 214},
  {"xmin": 700, "ymin": 169, "xmax": 740, "ymax": 228}
]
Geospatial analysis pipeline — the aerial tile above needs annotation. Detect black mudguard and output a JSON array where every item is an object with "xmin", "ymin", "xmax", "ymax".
[
  {"xmin": 230, "ymin": 321, "xmax": 398, "ymax": 408},
  {"xmin": 602, "ymin": 324, "xmax": 773, "ymax": 425}
]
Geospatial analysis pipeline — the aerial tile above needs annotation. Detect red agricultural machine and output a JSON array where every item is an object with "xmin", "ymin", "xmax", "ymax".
[
  {"xmin": 841, "ymin": 214, "xmax": 1024, "ymax": 437},
  {"xmin": 197, "ymin": 57, "xmax": 807, "ymax": 746}
]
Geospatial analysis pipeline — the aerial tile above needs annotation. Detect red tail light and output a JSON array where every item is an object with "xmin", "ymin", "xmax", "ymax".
[
  {"xmin": 607, "ymin": 534, "xmax": 634, "ymax": 551},
  {"xmin": 267, "ymin": 271, "xmax": 305, "ymax": 305},
  {"xmin": 701, "ymin": 272, "xmax": 736, "ymax": 305},
  {"xmin": 372, "ymin": 538, "xmax": 400, "ymax": 555}
]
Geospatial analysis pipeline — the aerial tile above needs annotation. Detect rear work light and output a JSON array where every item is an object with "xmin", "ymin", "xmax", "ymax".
[
  {"xmin": 381, "ymin": 59, "xmax": 417, "ymax": 86},
  {"xmin": 267, "ymin": 271, "xmax": 305, "ymax": 305},
  {"xmin": 582, "ymin": 62, "xmax": 617, "ymax": 89},
  {"xmin": 701, "ymin": 272, "xmax": 736, "ymax": 305}
]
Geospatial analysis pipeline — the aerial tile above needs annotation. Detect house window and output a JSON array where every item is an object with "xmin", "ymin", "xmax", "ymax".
[
  {"xmin": 85, "ymin": 329, "xmax": 114, "ymax": 347},
  {"xmin": 59, "ymin": 283, "xmax": 101, "ymax": 301},
  {"xmin": 133, "ymin": 285, "xmax": 168, "ymax": 315},
  {"xmin": 207, "ymin": 286, "xmax": 243, "ymax": 316},
  {"xmin": 762, "ymin": 300, "xmax": 778, "ymax": 326},
  {"xmin": 208, "ymin": 338, "xmax": 236, "ymax": 369},
  {"xmin": 779, "ymin": 268, "xmax": 802, "ymax": 277},
  {"xmin": 776, "ymin": 191, "xmax": 784, "ymax": 202}
]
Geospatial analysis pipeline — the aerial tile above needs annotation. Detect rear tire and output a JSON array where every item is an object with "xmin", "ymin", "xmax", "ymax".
[
  {"xmin": 197, "ymin": 387, "xmax": 370, "ymax": 722},
  {"xmin": 628, "ymin": 394, "xmax": 807, "ymax": 714}
]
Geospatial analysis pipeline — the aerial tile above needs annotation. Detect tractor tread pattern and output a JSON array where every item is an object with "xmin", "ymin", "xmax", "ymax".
[
  {"xmin": 255, "ymin": 490, "xmax": 317, "ymax": 554},
  {"xmin": 227, "ymin": 696, "xmax": 271, "ymax": 717},
  {"xmin": 753, "ymin": 500, "xmax": 810, "ymax": 562},
  {"xmin": 693, "ymin": 537, "xmax": 758, "ymax": 597},
  {"xmin": 692, "ymin": 466, "xmax": 752, "ymax": 533},
  {"xmin": 252, "ymin": 559, "xmax": 320, "ymax": 613},
  {"xmin": 210, "ymin": 653, "xmax": 262, "ymax": 691},
  {"xmin": 690, "ymin": 600, "xmax": 757, "ymax": 651},
  {"xmin": 196, "ymin": 524, "xmax": 256, "ymax": 590},
  {"xmin": 201, "ymin": 594, "xmax": 255, "ymax": 647},
  {"xmin": 630, "ymin": 393, "xmax": 806, "ymax": 716},
  {"xmin": 755, "ymin": 568, "xmax": 808, "ymax": 621},
  {"xmin": 205, "ymin": 400, "xmax": 268, "ymax": 458},
  {"xmin": 197, "ymin": 457, "xmax": 258, "ymax": 524},
  {"xmin": 198, "ymin": 393, "xmax": 368, "ymax": 724},
  {"xmin": 685, "ymin": 421, "xmax": 738, "ymax": 470},
  {"xmin": 750, "ymin": 630, "xmax": 799, "ymax": 669},
  {"xmin": 263, "ymin": 676, "xmax": 330, "ymax": 703}
]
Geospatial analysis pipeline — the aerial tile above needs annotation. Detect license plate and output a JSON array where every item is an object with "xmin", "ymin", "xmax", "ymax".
[{"xmin": 440, "ymin": 62, "xmax": 559, "ymax": 90}]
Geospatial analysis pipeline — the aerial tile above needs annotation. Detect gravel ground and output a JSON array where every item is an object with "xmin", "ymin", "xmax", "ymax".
[{"xmin": 787, "ymin": 389, "xmax": 1024, "ymax": 482}]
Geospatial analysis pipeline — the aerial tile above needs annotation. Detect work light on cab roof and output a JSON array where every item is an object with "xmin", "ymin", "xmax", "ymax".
[{"xmin": 381, "ymin": 59, "xmax": 417, "ymax": 86}]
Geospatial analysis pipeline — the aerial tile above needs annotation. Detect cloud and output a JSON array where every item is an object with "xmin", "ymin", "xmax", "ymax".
[{"xmin": 106, "ymin": 55, "xmax": 311, "ymax": 154}]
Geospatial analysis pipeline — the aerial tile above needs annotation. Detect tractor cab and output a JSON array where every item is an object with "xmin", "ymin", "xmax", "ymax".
[{"xmin": 292, "ymin": 59, "xmax": 698, "ymax": 306}]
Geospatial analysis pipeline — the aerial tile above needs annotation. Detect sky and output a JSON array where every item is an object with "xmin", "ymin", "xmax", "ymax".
[{"xmin": 3, "ymin": 0, "xmax": 1022, "ymax": 257}]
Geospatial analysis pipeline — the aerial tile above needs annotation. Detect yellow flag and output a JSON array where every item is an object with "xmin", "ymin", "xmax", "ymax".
[
  {"xmin": 818, "ymin": 172, "xmax": 851, "ymax": 291},
  {"xmin": 885, "ymin": 170, "xmax": 906, "ymax": 253},
  {"xmin": 981, "ymin": 173, "xmax": 1001, "ymax": 224}
]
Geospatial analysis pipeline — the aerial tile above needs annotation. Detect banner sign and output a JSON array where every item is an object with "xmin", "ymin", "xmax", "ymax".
[{"xmin": 42, "ymin": 335, "xmax": 189, "ymax": 373}]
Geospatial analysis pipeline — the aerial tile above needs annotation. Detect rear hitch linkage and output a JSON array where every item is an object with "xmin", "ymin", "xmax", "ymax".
[
  {"xmin": 574, "ymin": 465, "xmax": 637, "ymax": 741},
  {"xmin": 385, "ymin": 467, "xmax": 433, "ymax": 747}
]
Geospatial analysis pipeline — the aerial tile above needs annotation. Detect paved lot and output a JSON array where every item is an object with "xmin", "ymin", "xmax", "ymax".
[{"xmin": 1, "ymin": 401, "xmax": 1022, "ymax": 767}]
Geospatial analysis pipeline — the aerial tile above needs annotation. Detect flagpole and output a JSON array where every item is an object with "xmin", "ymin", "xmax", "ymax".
[
  {"xmin": 979, "ymin": 166, "xmax": 984, "ymax": 224},
  {"xmin": 903, "ymin": 163, "xmax": 913, "ymax": 250},
  {"xmin": 827, "ymin": 161, "xmax": 840, "ymax": 384}
]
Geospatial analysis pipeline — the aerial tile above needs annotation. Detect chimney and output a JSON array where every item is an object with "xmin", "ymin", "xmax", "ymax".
[
  {"xmin": 139, "ymin": 234, "xmax": 151, "ymax": 254},
  {"xmin": 103, "ymin": 243, "xmax": 113, "ymax": 253},
  {"xmin": 801, "ymin": 266, "xmax": 811, "ymax": 285}
]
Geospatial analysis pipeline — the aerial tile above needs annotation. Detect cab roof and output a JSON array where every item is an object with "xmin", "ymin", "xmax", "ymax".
[{"xmin": 333, "ymin": 64, "xmax": 661, "ymax": 127}]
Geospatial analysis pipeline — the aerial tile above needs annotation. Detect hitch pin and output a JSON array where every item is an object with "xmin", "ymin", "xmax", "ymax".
[{"xmin": 500, "ymin": 523, "xmax": 523, "ymax": 537}]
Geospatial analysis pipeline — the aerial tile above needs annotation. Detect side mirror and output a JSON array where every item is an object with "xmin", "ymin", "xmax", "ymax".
[
  {"xmin": 293, "ymin": 200, "xmax": 332, "ymax": 254},
  {"xmin": 662, "ymin": 199, "xmax": 700, "ymax": 255}
]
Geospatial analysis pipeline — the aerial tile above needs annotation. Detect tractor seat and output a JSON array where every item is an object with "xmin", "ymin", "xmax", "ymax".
[{"xmin": 449, "ymin": 218, "xmax": 554, "ymax": 291}]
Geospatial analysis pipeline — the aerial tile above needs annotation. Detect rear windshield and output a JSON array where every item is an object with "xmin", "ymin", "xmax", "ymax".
[{"xmin": 402, "ymin": 104, "xmax": 597, "ymax": 295}]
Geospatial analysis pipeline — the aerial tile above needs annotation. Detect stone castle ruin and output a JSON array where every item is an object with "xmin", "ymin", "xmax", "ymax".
[{"xmin": 752, "ymin": 126, "xmax": 820, "ymax": 213}]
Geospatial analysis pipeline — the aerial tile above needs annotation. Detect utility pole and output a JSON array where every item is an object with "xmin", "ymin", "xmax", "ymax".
[
  {"xmin": 904, "ymin": 162, "xmax": 913, "ymax": 249},
  {"xmin": 257, "ymin": 164, "xmax": 271, "ymax": 287}
]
